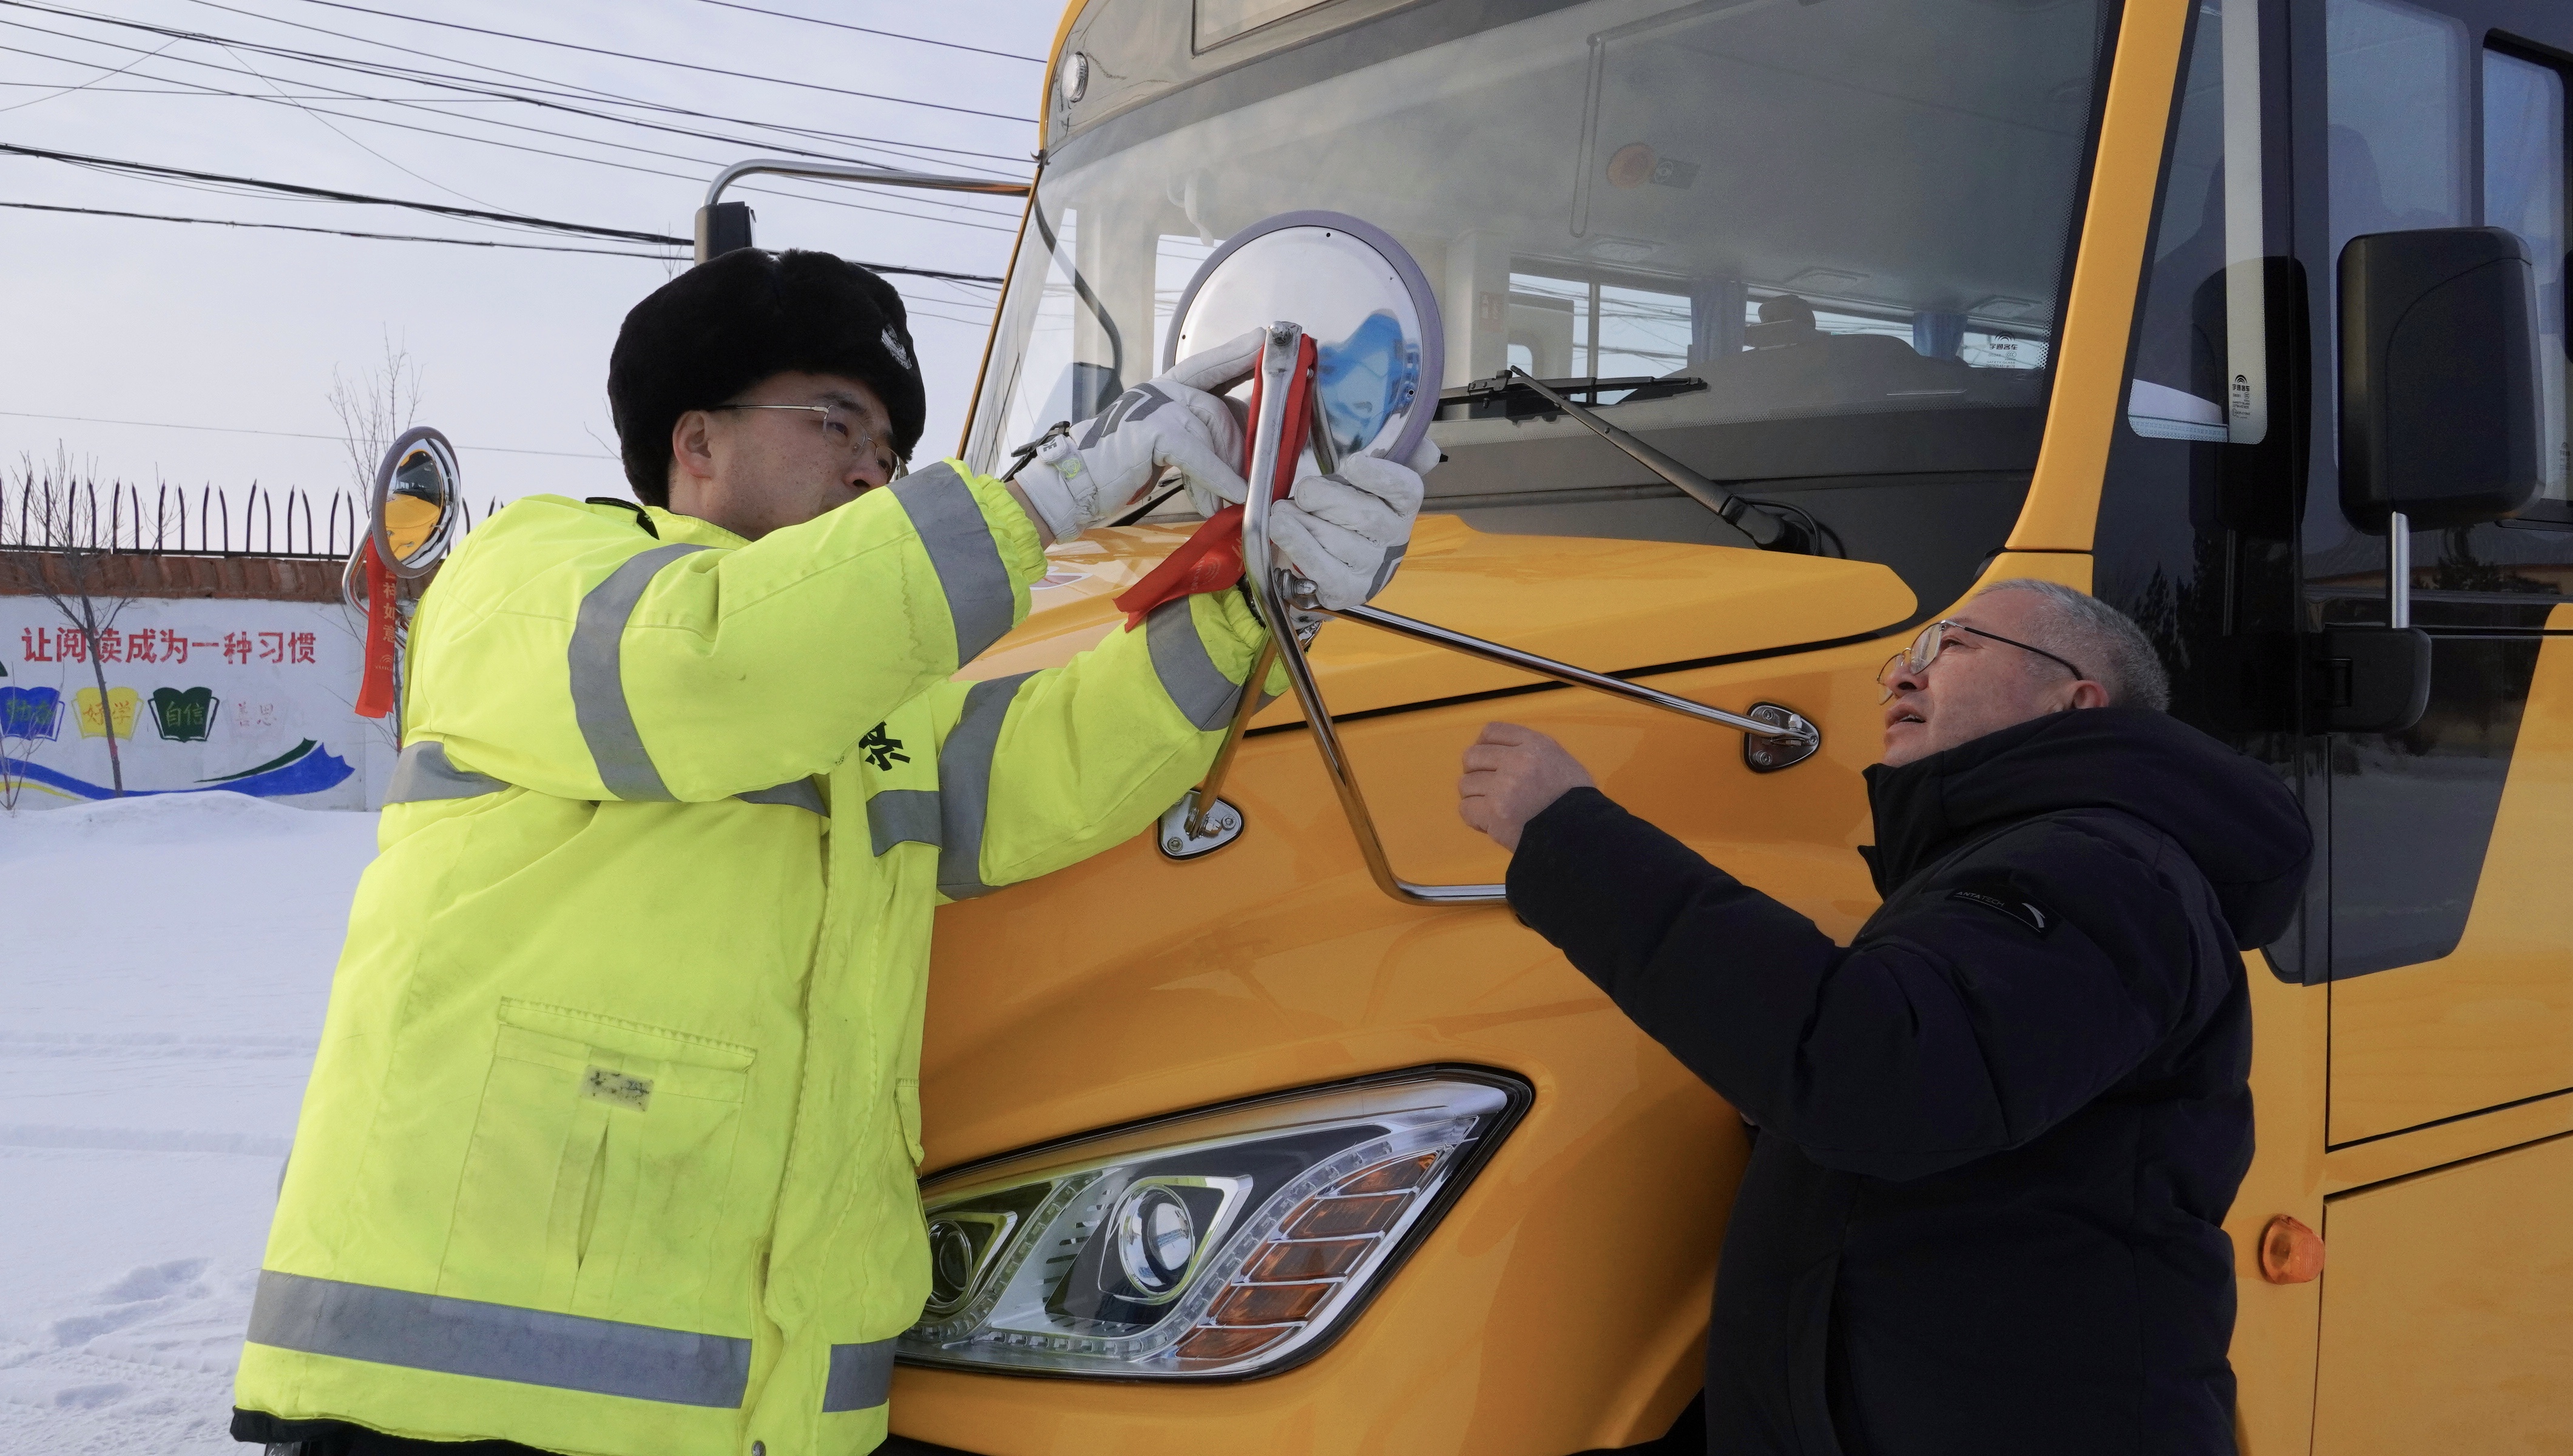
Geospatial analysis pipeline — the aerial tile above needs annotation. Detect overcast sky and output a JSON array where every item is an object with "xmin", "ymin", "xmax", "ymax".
[{"xmin": 0, "ymin": 0, "xmax": 1061, "ymax": 528}]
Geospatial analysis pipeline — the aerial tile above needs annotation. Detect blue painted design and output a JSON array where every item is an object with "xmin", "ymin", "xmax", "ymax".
[
  {"xmin": 1, "ymin": 686, "xmax": 66, "ymax": 741},
  {"xmin": 1314, "ymin": 311, "xmax": 1419, "ymax": 460},
  {"xmin": 1, "ymin": 739, "xmax": 354, "ymax": 801}
]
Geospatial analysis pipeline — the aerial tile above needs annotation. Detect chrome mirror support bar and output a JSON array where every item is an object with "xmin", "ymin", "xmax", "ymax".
[
  {"xmin": 697, "ymin": 159, "xmax": 1033, "ymax": 263},
  {"xmin": 1240, "ymin": 325, "xmax": 1503, "ymax": 906},
  {"xmin": 1327, "ymin": 604, "xmax": 1816, "ymax": 744},
  {"xmin": 1172, "ymin": 324, "xmax": 1825, "ymax": 905}
]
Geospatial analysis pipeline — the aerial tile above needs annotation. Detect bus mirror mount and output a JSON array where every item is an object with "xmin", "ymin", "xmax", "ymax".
[
  {"xmin": 2339, "ymin": 226, "xmax": 2543, "ymax": 635},
  {"xmin": 1212, "ymin": 324, "xmax": 1821, "ymax": 907}
]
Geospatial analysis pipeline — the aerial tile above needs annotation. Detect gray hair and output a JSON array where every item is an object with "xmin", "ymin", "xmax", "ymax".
[{"xmin": 1973, "ymin": 579, "xmax": 2171, "ymax": 712}]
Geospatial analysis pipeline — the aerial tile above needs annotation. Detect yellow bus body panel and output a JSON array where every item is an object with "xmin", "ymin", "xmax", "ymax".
[{"xmin": 894, "ymin": 1, "xmax": 2573, "ymax": 1451}]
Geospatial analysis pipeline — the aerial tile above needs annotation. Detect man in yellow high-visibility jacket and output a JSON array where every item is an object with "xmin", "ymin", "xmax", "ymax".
[{"xmin": 231, "ymin": 249, "xmax": 1432, "ymax": 1456}]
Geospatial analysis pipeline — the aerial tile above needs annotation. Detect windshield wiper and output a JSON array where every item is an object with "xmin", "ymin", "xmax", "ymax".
[
  {"xmin": 1440, "ymin": 372, "xmax": 1703, "ymax": 420},
  {"xmin": 1483, "ymin": 366, "xmax": 1813, "ymax": 554}
]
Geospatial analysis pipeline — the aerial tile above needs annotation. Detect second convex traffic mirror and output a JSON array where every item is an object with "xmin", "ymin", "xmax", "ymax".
[
  {"xmin": 373, "ymin": 426, "xmax": 462, "ymax": 578},
  {"xmin": 1168, "ymin": 210, "xmax": 1442, "ymax": 470}
]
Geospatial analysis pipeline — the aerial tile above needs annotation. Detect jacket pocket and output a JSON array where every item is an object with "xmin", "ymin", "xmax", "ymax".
[
  {"xmin": 441, "ymin": 999, "xmax": 756, "ymax": 1330},
  {"xmin": 1785, "ymin": 1255, "xmax": 1847, "ymax": 1456}
]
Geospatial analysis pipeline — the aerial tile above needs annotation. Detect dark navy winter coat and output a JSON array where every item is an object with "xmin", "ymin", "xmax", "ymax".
[{"xmin": 1506, "ymin": 707, "xmax": 2312, "ymax": 1456}]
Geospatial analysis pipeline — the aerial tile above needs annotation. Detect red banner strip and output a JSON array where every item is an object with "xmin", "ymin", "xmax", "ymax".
[{"xmin": 353, "ymin": 539, "xmax": 400, "ymax": 720}]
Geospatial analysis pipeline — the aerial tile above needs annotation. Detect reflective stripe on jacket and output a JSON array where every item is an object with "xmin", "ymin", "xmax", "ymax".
[{"xmin": 235, "ymin": 462, "xmax": 1274, "ymax": 1456}]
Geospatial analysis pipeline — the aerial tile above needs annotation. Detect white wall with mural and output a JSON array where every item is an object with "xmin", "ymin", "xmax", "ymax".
[{"xmin": 0, "ymin": 595, "xmax": 394, "ymax": 811}]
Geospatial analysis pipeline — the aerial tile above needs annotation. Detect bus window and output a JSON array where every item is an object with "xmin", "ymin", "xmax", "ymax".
[
  {"xmin": 2326, "ymin": 0, "xmax": 2472, "ymax": 249},
  {"xmin": 1500, "ymin": 273, "xmax": 1691, "ymax": 386},
  {"xmin": 2484, "ymin": 49, "xmax": 2568, "ymax": 507},
  {"xmin": 2308, "ymin": 1, "xmax": 2573, "ymax": 989},
  {"xmin": 2127, "ymin": 0, "xmax": 2268, "ymax": 447}
]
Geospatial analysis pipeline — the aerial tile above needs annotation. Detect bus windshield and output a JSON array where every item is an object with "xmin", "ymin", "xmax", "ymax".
[{"xmin": 969, "ymin": 0, "xmax": 2112, "ymax": 548}]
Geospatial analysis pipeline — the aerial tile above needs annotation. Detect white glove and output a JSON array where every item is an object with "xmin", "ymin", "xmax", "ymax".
[
  {"xmin": 1013, "ymin": 330, "xmax": 1262, "ymax": 541},
  {"xmin": 1157, "ymin": 328, "xmax": 1261, "ymax": 514},
  {"xmin": 1268, "ymin": 433, "xmax": 1438, "ymax": 610}
]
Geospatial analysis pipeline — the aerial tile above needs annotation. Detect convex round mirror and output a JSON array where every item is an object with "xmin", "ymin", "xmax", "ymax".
[
  {"xmin": 371, "ymin": 425, "xmax": 461, "ymax": 579},
  {"xmin": 1167, "ymin": 211, "xmax": 1444, "ymax": 468}
]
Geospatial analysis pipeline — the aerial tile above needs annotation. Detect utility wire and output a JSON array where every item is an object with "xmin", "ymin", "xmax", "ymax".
[
  {"xmin": 214, "ymin": 34, "xmax": 503, "ymax": 210},
  {"xmin": 0, "ymin": 139, "xmax": 688, "ymax": 244},
  {"xmin": 0, "ymin": 191, "xmax": 1006, "ymax": 283},
  {"xmin": 690, "ymin": 1, "xmax": 1044, "ymax": 64},
  {"xmin": 0, "ymin": 200, "xmax": 679, "ymax": 257},
  {"xmin": 0, "ymin": 3, "xmax": 1035, "ymax": 170},
  {"xmin": 223, "ymin": 0, "xmax": 1037, "ymax": 124},
  {"xmin": 0, "ymin": 29, "xmax": 167, "ymax": 110},
  {"xmin": 55, "ymin": 62, "xmax": 1018, "ymax": 230},
  {"xmin": 0, "ymin": 37, "xmax": 1022, "ymax": 240},
  {"xmin": 0, "ymin": 78, "xmax": 501, "ymax": 98},
  {"xmin": 0, "ymin": 26, "xmax": 1030, "ymax": 188},
  {"xmin": 0, "ymin": 407, "xmax": 614, "ymax": 458}
]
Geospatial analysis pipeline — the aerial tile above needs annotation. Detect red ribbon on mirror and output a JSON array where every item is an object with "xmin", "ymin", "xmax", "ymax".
[
  {"xmin": 1112, "ymin": 334, "xmax": 1316, "ymax": 630},
  {"xmin": 353, "ymin": 538, "xmax": 399, "ymax": 720}
]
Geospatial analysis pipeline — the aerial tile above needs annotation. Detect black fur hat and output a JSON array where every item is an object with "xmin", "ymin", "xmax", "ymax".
[{"xmin": 607, "ymin": 248, "xmax": 925, "ymax": 505}]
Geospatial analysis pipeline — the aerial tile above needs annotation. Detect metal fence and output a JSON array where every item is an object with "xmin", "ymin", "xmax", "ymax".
[{"xmin": 0, "ymin": 477, "xmax": 499, "ymax": 559}]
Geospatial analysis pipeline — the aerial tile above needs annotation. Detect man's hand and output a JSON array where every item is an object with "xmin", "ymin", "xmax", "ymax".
[
  {"xmin": 1458, "ymin": 722, "xmax": 1595, "ymax": 852},
  {"xmin": 1013, "ymin": 329, "xmax": 1262, "ymax": 542},
  {"xmin": 1270, "ymin": 435, "xmax": 1436, "ymax": 610}
]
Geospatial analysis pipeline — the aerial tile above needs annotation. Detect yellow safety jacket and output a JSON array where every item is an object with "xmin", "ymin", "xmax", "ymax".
[{"xmin": 234, "ymin": 462, "xmax": 1274, "ymax": 1456}]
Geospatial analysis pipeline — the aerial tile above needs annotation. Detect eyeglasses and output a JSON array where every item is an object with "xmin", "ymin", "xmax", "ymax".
[
  {"xmin": 1877, "ymin": 619, "xmax": 2086, "ymax": 703},
  {"xmin": 710, "ymin": 401, "xmax": 904, "ymax": 480}
]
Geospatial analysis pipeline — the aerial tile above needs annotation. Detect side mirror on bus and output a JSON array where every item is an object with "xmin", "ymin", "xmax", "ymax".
[
  {"xmin": 2321, "ymin": 228, "xmax": 2543, "ymax": 736},
  {"xmin": 2338, "ymin": 226, "xmax": 2543, "ymax": 534}
]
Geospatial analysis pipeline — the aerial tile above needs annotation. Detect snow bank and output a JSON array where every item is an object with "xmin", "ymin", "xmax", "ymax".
[{"xmin": 1, "ymin": 795, "xmax": 377, "ymax": 1453}]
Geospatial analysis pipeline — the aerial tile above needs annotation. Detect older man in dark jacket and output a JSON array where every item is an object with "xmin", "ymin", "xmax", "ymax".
[{"xmin": 1458, "ymin": 579, "xmax": 2311, "ymax": 1456}]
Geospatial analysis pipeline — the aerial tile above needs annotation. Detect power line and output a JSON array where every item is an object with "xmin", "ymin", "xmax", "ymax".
[
  {"xmin": 0, "ymin": 26, "xmax": 1027, "ymax": 233},
  {"xmin": 0, "ymin": 78, "xmax": 502, "ymax": 98},
  {"xmin": 253, "ymin": 0, "xmax": 1036, "ymax": 124},
  {"xmin": 213, "ymin": 33, "xmax": 504, "ymax": 211},
  {"xmin": 0, "ymin": 195, "xmax": 1006, "ymax": 283},
  {"xmin": 0, "ymin": 29, "xmax": 168, "ymax": 111},
  {"xmin": 0, "ymin": 408, "xmax": 614, "ymax": 458},
  {"xmin": 0, "ymin": 200, "xmax": 679, "ymax": 257},
  {"xmin": 15, "ymin": 55, "xmax": 1025, "ymax": 232},
  {"xmin": 0, "ymin": 138, "xmax": 688, "ymax": 244},
  {"xmin": 0, "ymin": 27, "xmax": 1031, "ymax": 200},
  {"xmin": 690, "ymin": 1, "xmax": 1044, "ymax": 64},
  {"xmin": 0, "ymin": 3, "xmax": 1036, "ymax": 172}
]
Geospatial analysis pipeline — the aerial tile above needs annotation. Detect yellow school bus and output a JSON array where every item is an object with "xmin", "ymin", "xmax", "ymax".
[{"xmin": 872, "ymin": 0, "xmax": 2573, "ymax": 1450}]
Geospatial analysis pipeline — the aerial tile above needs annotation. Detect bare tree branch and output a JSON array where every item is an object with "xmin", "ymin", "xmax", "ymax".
[{"xmin": 11, "ymin": 450, "xmax": 138, "ymax": 795}]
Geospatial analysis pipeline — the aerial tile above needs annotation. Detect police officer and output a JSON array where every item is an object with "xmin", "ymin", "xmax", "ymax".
[{"xmin": 232, "ymin": 249, "xmax": 1431, "ymax": 1456}]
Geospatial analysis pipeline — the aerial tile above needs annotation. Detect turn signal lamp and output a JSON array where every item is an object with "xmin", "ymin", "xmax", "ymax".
[{"xmin": 899, "ymin": 1070, "xmax": 1529, "ymax": 1380}]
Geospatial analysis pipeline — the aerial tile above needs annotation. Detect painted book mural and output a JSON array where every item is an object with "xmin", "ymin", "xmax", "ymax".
[{"xmin": 0, "ymin": 596, "xmax": 390, "ymax": 810}]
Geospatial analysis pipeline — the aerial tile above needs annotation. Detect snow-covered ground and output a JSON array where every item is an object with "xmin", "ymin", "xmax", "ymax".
[{"xmin": 1, "ymin": 795, "xmax": 375, "ymax": 1455}]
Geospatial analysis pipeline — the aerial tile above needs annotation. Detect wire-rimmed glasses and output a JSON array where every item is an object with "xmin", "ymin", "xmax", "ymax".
[
  {"xmin": 709, "ymin": 401, "xmax": 904, "ymax": 481},
  {"xmin": 1876, "ymin": 619, "xmax": 2087, "ymax": 703}
]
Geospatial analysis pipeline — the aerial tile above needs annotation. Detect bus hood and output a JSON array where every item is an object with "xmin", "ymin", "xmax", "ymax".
[{"xmin": 967, "ymin": 514, "xmax": 1916, "ymax": 722}]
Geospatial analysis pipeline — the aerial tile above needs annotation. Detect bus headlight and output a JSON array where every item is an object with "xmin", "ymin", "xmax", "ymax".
[{"xmin": 898, "ymin": 1069, "xmax": 1529, "ymax": 1380}]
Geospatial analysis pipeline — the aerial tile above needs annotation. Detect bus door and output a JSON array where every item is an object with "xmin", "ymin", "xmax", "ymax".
[
  {"xmin": 2101, "ymin": 3, "xmax": 2573, "ymax": 1447},
  {"xmin": 2302, "ymin": 1, "xmax": 2573, "ymax": 1448}
]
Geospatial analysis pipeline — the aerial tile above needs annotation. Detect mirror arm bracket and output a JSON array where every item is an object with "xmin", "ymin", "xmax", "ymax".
[
  {"xmin": 1182, "ymin": 326, "xmax": 1822, "ymax": 906},
  {"xmin": 697, "ymin": 160, "xmax": 1033, "ymax": 263}
]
